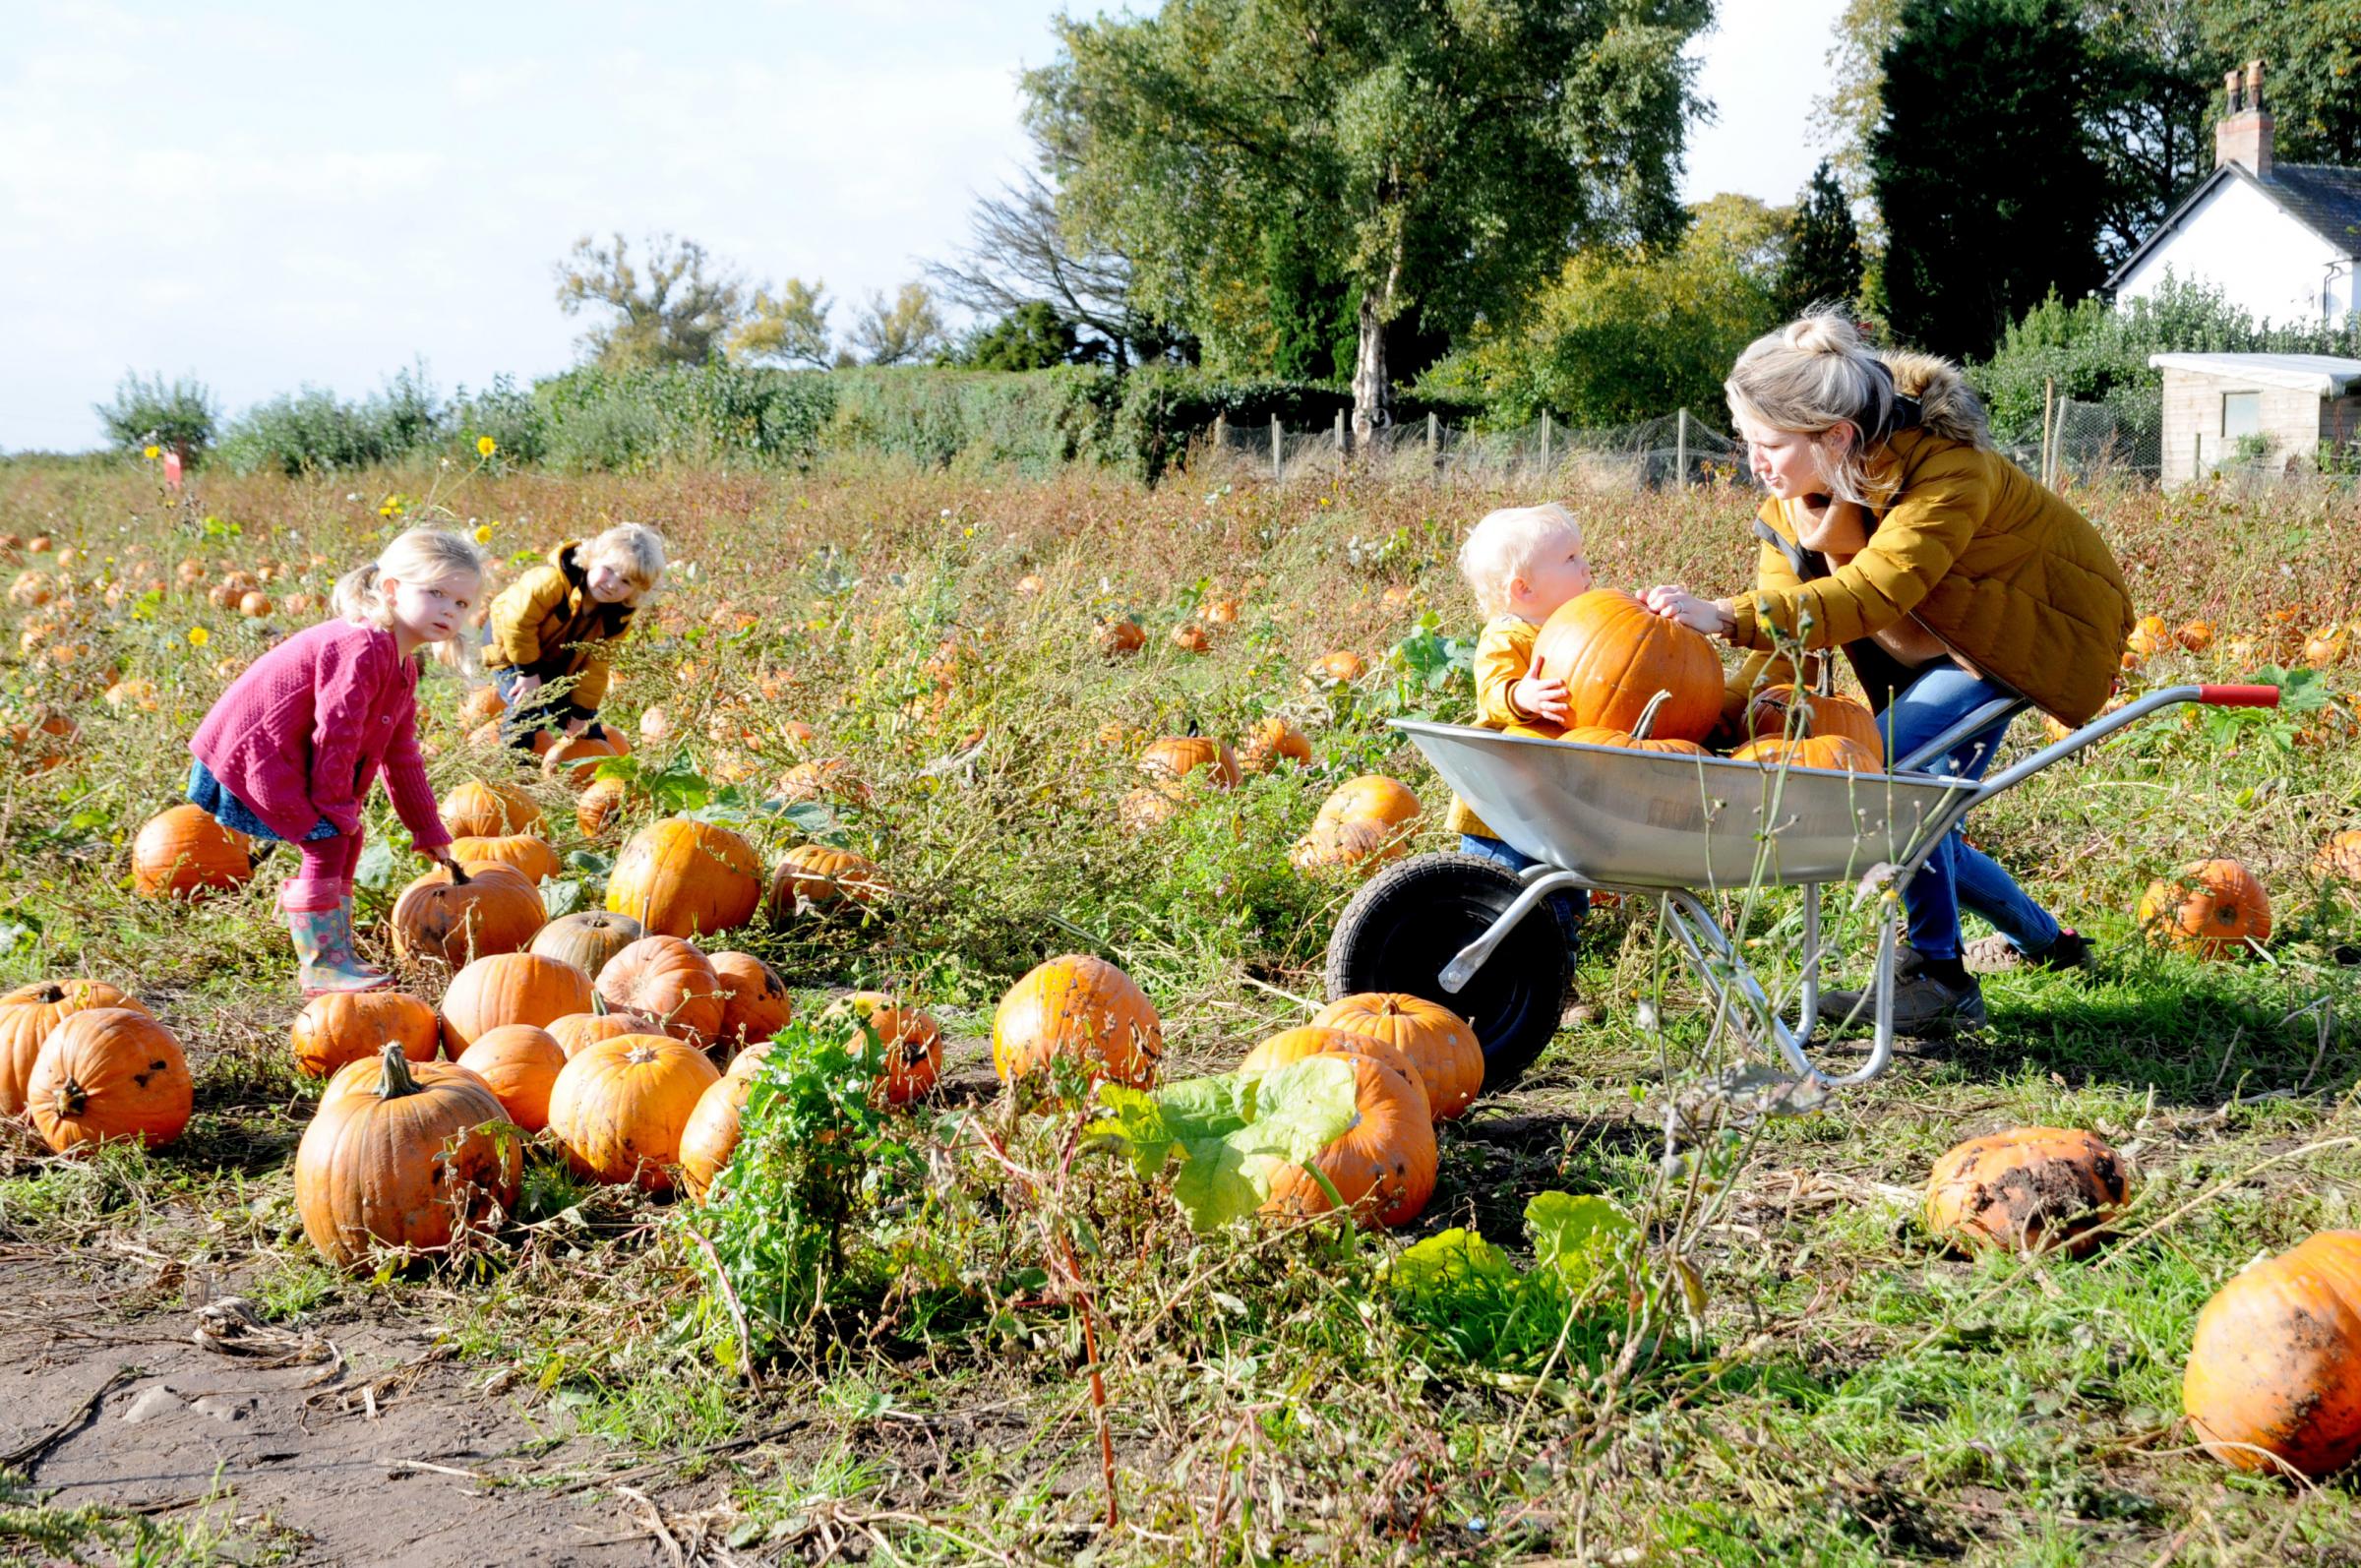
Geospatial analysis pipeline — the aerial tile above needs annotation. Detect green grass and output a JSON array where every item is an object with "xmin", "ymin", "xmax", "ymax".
[{"xmin": 1, "ymin": 452, "xmax": 2359, "ymax": 1559}]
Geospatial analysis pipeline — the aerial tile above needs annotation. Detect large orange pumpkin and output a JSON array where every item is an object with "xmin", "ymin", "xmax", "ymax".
[
  {"xmin": 545, "ymin": 1034, "xmax": 721, "ymax": 1192},
  {"xmin": 447, "ymin": 833, "xmax": 563, "ymax": 885},
  {"xmin": 2318, "ymin": 830, "xmax": 2361, "ymax": 883},
  {"xmin": 1922, "ymin": 1127, "xmax": 2130, "ymax": 1256},
  {"xmin": 454, "ymin": 1024, "xmax": 567, "ymax": 1131},
  {"xmin": 27, "ymin": 1008, "xmax": 193, "ymax": 1152},
  {"xmin": 0, "ymin": 981, "xmax": 148, "ymax": 1116},
  {"xmin": 576, "ymin": 776, "xmax": 631, "ymax": 842},
  {"xmin": 1743, "ymin": 684, "xmax": 1886, "ymax": 762},
  {"xmin": 1553, "ymin": 688, "xmax": 1714, "ymax": 757},
  {"xmin": 606, "ymin": 818, "xmax": 763, "ymax": 938},
  {"xmin": 2139, "ymin": 859, "xmax": 2270, "ymax": 959},
  {"xmin": 992, "ymin": 954, "xmax": 1162, "ymax": 1091},
  {"xmin": 528, "ymin": 910, "xmax": 644, "ymax": 981},
  {"xmin": 295, "ymin": 1044, "xmax": 520, "ymax": 1270},
  {"xmin": 595, "ymin": 936, "xmax": 725, "ymax": 1045},
  {"xmin": 2184, "ymin": 1232, "xmax": 2361, "ymax": 1478},
  {"xmin": 290, "ymin": 990, "xmax": 440, "ymax": 1079},
  {"xmin": 1309, "ymin": 994, "xmax": 1483, "ymax": 1121},
  {"xmin": 131, "ymin": 805, "xmax": 252, "ymax": 900},
  {"xmin": 1261, "ymin": 1050, "xmax": 1438, "ymax": 1231},
  {"xmin": 391, "ymin": 861, "xmax": 546, "ymax": 969},
  {"xmin": 1139, "ymin": 737, "xmax": 1241, "ymax": 790},
  {"xmin": 678, "ymin": 1071, "xmax": 757, "ymax": 1200},
  {"xmin": 438, "ymin": 952, "xmax": 594, "ymax": 1054},
  {"xmin": 542, "ymin": 732, "xmax": 626, "ymax": 789},
  {"xmin": 439, "ymin": 779, "xmax": 541, "ymax": 839},
  {"xmin": 823, "ymin": 992, "xmax": 942, "ymax": 1105},
  {"xmin": 708, "ymin": 951, "xmax": 791, "ymax": 1048},
  {"xmin": 1312, "ymin": 775, "xmax": 1422, "ymax": 834},
  {"xmin": 1527, "ymin": 588, "xmax": 1723, "ymax": 743}
]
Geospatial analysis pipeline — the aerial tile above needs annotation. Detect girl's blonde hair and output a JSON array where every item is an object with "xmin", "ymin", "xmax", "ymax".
[
  {"xmin": 333, "ymin": 527, "xmax": 490, "ymax": 674},
  {"xmin": 1725, "ymin": 309, "xmax": 1988, "ymax": 506},
  {"xmin": 581, "ymin": 522, "xmax": 667, "ymax": 601},
  {"xmin": 1456, "ymin": 502, "xmax": 1582, "ymax": 621}
]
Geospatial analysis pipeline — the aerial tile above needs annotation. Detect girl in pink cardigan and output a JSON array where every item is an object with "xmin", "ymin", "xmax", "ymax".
[{"xmin": 189, "ymin": 528, "xmax": 488, "ymax": 995}]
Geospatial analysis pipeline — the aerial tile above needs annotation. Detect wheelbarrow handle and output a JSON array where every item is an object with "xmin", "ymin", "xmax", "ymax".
[{"xmin": 2199, "ymin": 684, "xmax": 2281, "ymax": 708}]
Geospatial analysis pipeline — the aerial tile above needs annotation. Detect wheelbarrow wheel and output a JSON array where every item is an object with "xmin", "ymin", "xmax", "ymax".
[{"xmin": 1323, "ymin": 851, "xmax": 1574, "ymax": 1092}]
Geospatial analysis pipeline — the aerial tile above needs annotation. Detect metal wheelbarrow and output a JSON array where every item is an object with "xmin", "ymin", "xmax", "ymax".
[{"xmin": 1322, "ymin": 684, "xmax": 2280, "ymax": 1090}]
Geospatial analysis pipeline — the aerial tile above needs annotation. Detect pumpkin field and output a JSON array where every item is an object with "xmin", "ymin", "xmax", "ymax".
[{"xmin": 4, "ymin": 451, "xmax": 2361, "ymax": 1564}]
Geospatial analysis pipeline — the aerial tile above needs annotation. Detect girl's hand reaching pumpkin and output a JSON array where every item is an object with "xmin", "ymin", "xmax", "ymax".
[
  {"xmin": 1642, "ymin": 584, "xmax": 1736, "ymax": 638},
  {"xmin": 1510, "ymin": 652, "xmax": 1569, "ymax": 725}
]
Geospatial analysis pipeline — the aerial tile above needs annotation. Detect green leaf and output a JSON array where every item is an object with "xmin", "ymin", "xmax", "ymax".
[
  {"xmin": 353, "ymin": 840, "xmax": 397, "ymax": 892},
  {"xmin": 1095, "ymin": 1056, "xmax": 1361, "ymax": 1233},
  {"xmin": 1390, "ymin": 1227, "xmax": 1515, "ymax": 1307},
  {"xmin": 1525, "ymin": 1192, "xmax": 1637, "ymax": 1294},
  {"xmin": 541, "ymin": 877, "xmax": 583, "ymax": 920}
]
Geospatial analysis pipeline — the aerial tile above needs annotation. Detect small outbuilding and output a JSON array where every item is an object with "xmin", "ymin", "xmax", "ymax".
[{"xmin": 2149, "ymin": 352, "xmax": 2361, "ymax": 486}]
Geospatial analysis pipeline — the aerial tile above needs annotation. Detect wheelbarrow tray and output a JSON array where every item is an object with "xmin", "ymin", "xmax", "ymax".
[{"xmin": 1395, "ymin": 719, "xmax": 1979, "ymax": 891}]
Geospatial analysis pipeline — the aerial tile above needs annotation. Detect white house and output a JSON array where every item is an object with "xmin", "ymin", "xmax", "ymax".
[{"xmin": 2106, "ymin": 61, "xmax": 2360, "ymax": 327}]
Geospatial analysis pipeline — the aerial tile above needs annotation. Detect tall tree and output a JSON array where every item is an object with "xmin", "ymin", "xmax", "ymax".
[
  {"xmin": 1778, "ymin": 161, "xmax": 1865, "ymax": 316},
  {"xmin": 1871, "ymin": 0, "xmax": 2112, "ymax": 359},
  {"xmin": 1811, "ymin": 0, "xmax": 1906, "ymax": 240},
  {"xmin": 729, "ymin": 278, "xmax": 834, "ymax": 368},
  {"xmin": 2195, "ymin": 0, "xmax": 2361, "ymax": 165},
  {"xmin": 2083, "ymin": 0, "xmax": 2214, "ymax": 267},
  {"xmin": 553, "ymin": 233, "xmax": 745, "ymax": 369},
  {"xmin": 1025, "ymin": 0, "xmax": 1713, "ymax": 442}
]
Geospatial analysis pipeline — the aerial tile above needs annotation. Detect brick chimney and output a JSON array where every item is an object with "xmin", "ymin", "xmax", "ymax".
[{"xmin": 2215, "ymin": 59, "xmax": 2273, "ymax": 179}]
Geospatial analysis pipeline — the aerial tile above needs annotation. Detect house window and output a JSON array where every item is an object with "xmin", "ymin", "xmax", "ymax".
[{"xmin": 2222, "ymin": 392, "xmax": 2262, "ymax": 438}]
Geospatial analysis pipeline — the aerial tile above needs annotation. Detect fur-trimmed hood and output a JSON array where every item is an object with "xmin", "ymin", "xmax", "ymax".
[{"xmin": 1882, "ymin": 351, "xmax": 1991, "ymax": 449}]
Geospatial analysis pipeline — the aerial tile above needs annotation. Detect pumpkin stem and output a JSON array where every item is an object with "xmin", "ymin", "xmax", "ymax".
[
  {"xmin": 1632, "ymin": 690, "xmax": 1673, "ymax": 741},
  {"xmin": 448, "ymin": 862, "xmax": 472, "ymax": 886},
  {"xmin": 377, "ymin": 1041, "xmax": 424, "ymax": 1100},
  {"xmin": 32, "ymin": 983, "xmax": 66, "ymax": 1003}
]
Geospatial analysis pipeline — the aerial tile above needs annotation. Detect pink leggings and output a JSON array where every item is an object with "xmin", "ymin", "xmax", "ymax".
[{"xmin": 277, "ymin": 833, "xmax": 364, "ymax": 913}]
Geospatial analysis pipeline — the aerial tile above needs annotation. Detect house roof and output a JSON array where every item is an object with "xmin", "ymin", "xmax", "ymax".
[
  {"xmin": 2105, "ymin": 162, "xmax": 2361, "ymax": 293},
  {"xmin": 2147, "ymin": 352, "xmax": 2361, "ymax": 395}
]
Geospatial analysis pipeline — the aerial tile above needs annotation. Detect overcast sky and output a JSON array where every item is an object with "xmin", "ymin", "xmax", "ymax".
[{"xmin": 0, "ymin": 0, "xmax": 1846, "ymax": 452}]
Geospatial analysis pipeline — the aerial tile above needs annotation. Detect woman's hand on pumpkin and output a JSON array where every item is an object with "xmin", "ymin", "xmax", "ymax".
[
  {"xmin": 1643, "ymin": 584, "xmax": 1734, "ymax": 637},
  {"xmin": 1511, "ymin": 653, "xmax": 1569, "ymax": 724}
]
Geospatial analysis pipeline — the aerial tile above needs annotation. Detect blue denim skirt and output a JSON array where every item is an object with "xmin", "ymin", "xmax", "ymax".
[{"xmin": 187, "ymin": 760, "xmax": 338, "ymax": 844}]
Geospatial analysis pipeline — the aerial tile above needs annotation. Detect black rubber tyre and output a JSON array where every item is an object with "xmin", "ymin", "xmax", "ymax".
[{"xmin": 1322, "ymin": 851, "xmax": 1574, "ymax": 1092}]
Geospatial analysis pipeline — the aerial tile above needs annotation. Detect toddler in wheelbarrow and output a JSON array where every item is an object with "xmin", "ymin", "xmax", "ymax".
[{"xmin": 1328, "ymin": 310, "xmax": 2276, "ymax": 1091}]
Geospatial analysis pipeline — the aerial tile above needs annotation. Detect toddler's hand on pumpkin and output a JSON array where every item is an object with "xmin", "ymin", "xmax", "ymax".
[{"xmin": 1511, "ymin": 654, "xmax": 1569, "ymax": 725}]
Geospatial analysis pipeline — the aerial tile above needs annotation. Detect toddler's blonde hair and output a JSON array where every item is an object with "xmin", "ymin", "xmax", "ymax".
[
  {"xmin": 1456, "ymin": 502, "xmax": 1582, "ymax": 621},
  {"xmin": 333, "ymin": 527, "xmax": 490, "ymax": 675},
  {"xmin": 581, "ymin": 522, "xmax": 667, "ymax": 601}
]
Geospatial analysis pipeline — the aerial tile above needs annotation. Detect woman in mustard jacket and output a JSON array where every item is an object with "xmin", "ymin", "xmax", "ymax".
[{"xmin": 1644, "ymin": 312, "xmax": 2135, "ymax": 1035}]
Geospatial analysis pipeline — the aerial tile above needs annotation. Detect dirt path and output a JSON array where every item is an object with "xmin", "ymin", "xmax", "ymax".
[{"xmin": 0, "ymin": 1252, "xmax": 693, "ymax": 1565}]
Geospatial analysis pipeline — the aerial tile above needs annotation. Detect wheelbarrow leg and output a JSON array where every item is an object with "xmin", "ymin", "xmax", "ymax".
[
  {"xmin": 1659, "ymin": 887, "xmax": 1898, "ymax": 1088},
  {"xmin": 1437, "ymin": 869, "xmax": 1589, "ymax": 994}
]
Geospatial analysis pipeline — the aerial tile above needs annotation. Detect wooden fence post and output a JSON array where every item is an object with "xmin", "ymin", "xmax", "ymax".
[
  {"xmin": 1541, "ymin": 411, "xmax": 1552, "ymax": 475},
  {"xmin": 1212, "ymin": 413, "xmax": 1225, "ymax": 468},
  {"xmin": 2041, "ymin": 377, "xmax": 2056, "ymax": 488},
  {"xmin": 1271, "ymin": 414, "xmax": 1283, "ymax": 483},
  {"xmin": 1426, "ymin": 410, "xmax": 1439, "ymax": 477},
  {"xmin": 1335, "ymin": 407, "xmax": 1348, "ymax": 475},
  {"xmin": 1674, "ymin": 408, "xmax": 1688, "ymax": 488}
]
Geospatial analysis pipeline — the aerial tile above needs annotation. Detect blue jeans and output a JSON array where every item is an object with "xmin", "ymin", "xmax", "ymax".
[
  {"xmin": 1887, "ymin": 667, "xmax": 2062, "ymax": 961},
  {"xmin": 1459, "ymin": 834, "xmax": 1588, "ymax": 947}
]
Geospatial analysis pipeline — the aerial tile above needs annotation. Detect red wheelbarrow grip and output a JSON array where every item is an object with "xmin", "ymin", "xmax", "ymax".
[{"xmin": 2199, "ymin": 684, "xmax": 2280, "ymax": 708}]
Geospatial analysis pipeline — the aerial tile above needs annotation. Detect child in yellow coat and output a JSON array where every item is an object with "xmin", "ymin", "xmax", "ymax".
[{"xmin": 1446, "ymin": 502, "xmax": 1595, "ymax": 934}]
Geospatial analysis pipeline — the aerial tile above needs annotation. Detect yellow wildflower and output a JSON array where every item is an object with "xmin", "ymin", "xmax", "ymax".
[
  {"xmin": 187, "ymin": 626, "xmax": 211, "ymax": 648},
  {"xmin": 473, "ymin": 524, "xmax": 494, "ymax": 545},
  {"xmin": 143, "ymin": 445, "xmax": 160, "ymax": 460},
  {"xmin": 476, "ymin": 435, "xmax": 497, "ymax": 458}
]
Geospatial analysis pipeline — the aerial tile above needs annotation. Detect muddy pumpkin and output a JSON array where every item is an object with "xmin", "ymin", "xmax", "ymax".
[
  {"xmin": 295, "ymin": 1044, "xmax": 520, "ymax": 1270},
  {"xmin": 1260, "ymin": 1050, "xmax": 1437, "ymax": 1231},
  {"xmin": 2184, "ymin": 1232, "xmax": 2361, "ymax": 1478},
  {"xmin": 1923, "ymin": 1127, "xmax": 2130, "ymax": 1256},
  {"xmin": 992, "ymin": 954, "xmax": 1162, "ymax": 1092},
  {"xmin": 708, "ymin": 951, "xmax": 792, "ymax": 1048},
  {"xmin": 822, "ymin": 992, "xmax": 943, "ymax": 1106}
]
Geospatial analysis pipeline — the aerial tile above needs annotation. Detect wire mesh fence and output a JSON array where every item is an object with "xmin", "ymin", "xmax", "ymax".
[
  {"xmin": 1996, "ymin": 398, "xmax": 2164, "ymax": 486},
  {"xmin": 1201, "ymin": 408, "xmax": 1748, "ymax": 489}
]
